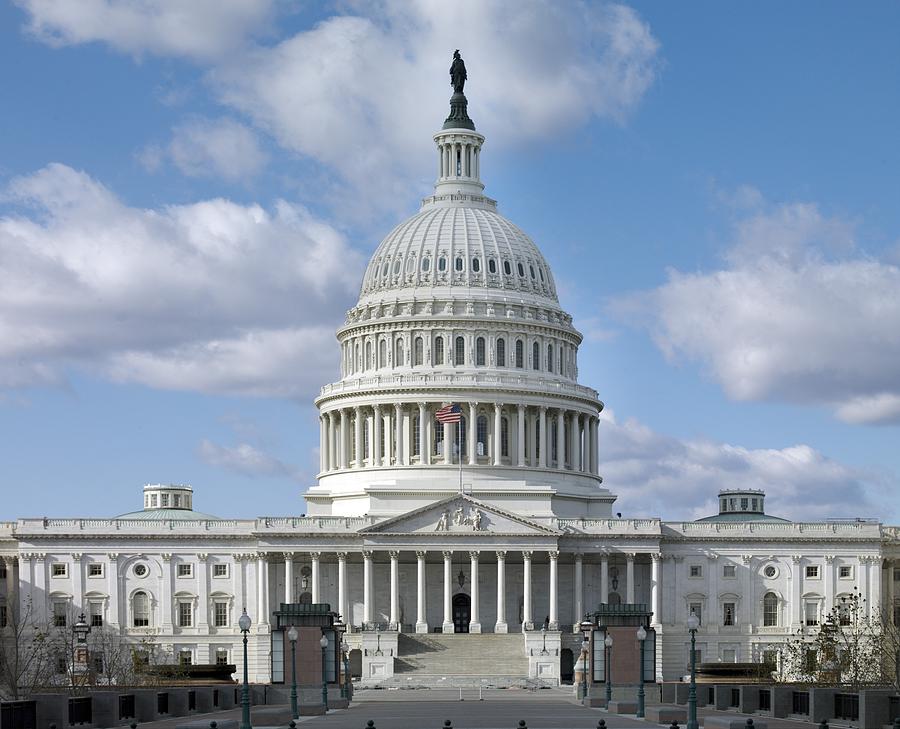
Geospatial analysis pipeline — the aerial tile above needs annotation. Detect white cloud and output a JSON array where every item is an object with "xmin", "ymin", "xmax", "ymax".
[
  {"xmin": 15, "ymin": 0, "xmax": 276, "ymax": 60},
  {"xmin": 198, "ymin": 439, "xmax": 299, "ymax": 479},
  {"xmin": 599, "ymin": 410, "xmax": 884, "ymax": 522},
  {"xmin": 0, "ymin": 163, "xmax": 363, "ymax": 396},
  {"xmin": 616, "ymin": 198, "xmax": 900, "ymax": 425},
  {"xmin": 211, "ymin": 2, "xmax": 659, "ymax": 214},
  {"xmin": 165, "ymin": 117, "xmax": 267, "ymax": 181}
]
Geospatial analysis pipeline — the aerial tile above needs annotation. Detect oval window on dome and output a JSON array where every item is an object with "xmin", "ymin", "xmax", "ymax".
[
  {"xmin": 455, "ymin": 257, "xmax": 464, "ymax": 272},
  {"xmin": 539, "ymin": 267, "xmax": 545, "ymax": 282},
  {"xmin": 381, "ymin": 262, "xmax": 389, "ymax": 278},
  {"xmin": 517, "ymin": 262, "xmax": 525, "ymax": 277},
  {"xmin": 422, "ymin": 257, "xmax": 430, "ymax": 271},
  {"xmin": 438, "ymin": 257, "xmax": 447, "ymax": 272},
  {"xmin": 472, "ymin": 257, "xmax": 480, "ymax": 273},
  {"xmin": 406, "ymin": 257, "xmax": 416, "ymax": 272},
  {"xmin": 529, "ymin": 264, "xmax": 536, "ymax": 279},
  {"xmin": 393, "ymin": 260, "xmax": 401, "ymax": 275},
  {"xmin": 503, "ymin": 260, "xmax": 512, "ymax": 276},
  {"xmin": 488, "ymin": 258, "xmax": 497, "ymax": 274}
]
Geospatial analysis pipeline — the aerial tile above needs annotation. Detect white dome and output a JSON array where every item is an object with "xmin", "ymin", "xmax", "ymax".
[{"xmin": 358, "ymin": 203, "xmax": 559, "ymax": 307}]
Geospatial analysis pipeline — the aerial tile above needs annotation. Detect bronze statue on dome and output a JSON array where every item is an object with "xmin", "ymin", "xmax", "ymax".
[{"xmin": 450, "ymin": 50, "xmax": 467, "ymax": 94}]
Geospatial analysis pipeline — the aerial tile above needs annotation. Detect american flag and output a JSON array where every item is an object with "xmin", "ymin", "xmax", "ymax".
[{"xmin": 435, "ymin": 403, "xmax": 462, "ymax": 423}]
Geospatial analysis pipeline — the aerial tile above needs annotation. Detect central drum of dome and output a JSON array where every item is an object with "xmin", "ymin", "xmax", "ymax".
[{"xmin": 308, "ymin": 62, "xmax": 609, "ymax": 522}]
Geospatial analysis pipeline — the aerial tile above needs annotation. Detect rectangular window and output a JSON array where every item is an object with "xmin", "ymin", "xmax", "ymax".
[
  {"xmin": 178, "ymin": 602, "xmax": 193, "ymax": 627},
  {"xmin": 762, "ymin": 649, "xmax": 777, "ymax": 668},
  {"xmin": 751, "ymin": 498, "xmax": 758, "ymax": 511},
  {"xmin": 88, "ymin": 563, "xmax": 103, "ymax": 577},
  {"xmin": 56, "ymin": 655, "xmax": 68, "ymax": 674},
  {"xmin": 740, "ymin": 498, "xmax": 748, "ymax": 510},
  {"xmin": 722, "ymin": 648, "xmax": 736, "ymax": 662},
  {"xmin": 90, "ymin": 602, "xmax": 103, "ymax": 627},
  {"xmin": 92, "ymin": 651, "xmax": 104, "ymax": 675},
  {"xmin": 178, "ymin": 650, "xmax": 192, "ymax": 666},
  {"xmin": 161, "ymin": 494, "xmax": 169, "ymax": 507},
  {"xmin": 213, "ymin": 564, "xmax": 228, "ymax": 578},
  {"xmin": 806, "ymin": 565, "xmax": 819, "ymax": 578},
  {"xmin": 689, "ymin": 602, "xmax": 702, "ymax": 625},
  {"xmin": 805, "ymin": 601, "xmax": 819, "ymax": 626},
  {"xmin": 689, "ymin": 565, "xmax": 702, "ymax": 578},
  {"xmin": 839, "ymin": 565, "xmax": 852, "ymax": 579},
  {"xmin": 723, "ymin": 602, "xmax": 735, "ymax": 626},
  {"xmin": 215, "ymin": 648, "xmax": 229, "ymax": 666},
  {"xmin": 894, "ymin": 567, "xmax": 900, "ymax": 582},
  {"xmin": 177, "ymin": 564, "xmax": 193, "ymax": 578},
  {"xmin": 151, "ymin": 494, "xmax": 158, "ymax": 507},
  {"xmin": 804, "ymin": 648, "xmax": 817, "ymax": 673},
  {"xmin": 51, "ymin": 563, "xmax": 67, "ymax": 577},
  {"xmin": 723, "ymin": 565, "xmax": 736, "ymax": 578},
  {"xmin": 53, "ymin": 601, "xmax": 68, "ymax": 627},
  {"xmin": 214, "ymin": 602, "xmax": 228, "ymax": 627},
  {"xmin": 838, "ymin": 603, "xmax": 851, "ymax": 626}
]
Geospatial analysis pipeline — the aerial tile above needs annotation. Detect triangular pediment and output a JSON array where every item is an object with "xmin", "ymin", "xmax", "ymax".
[{"xmin": 359, "ymin": 495, "xmax": 560, "ymax": 535}]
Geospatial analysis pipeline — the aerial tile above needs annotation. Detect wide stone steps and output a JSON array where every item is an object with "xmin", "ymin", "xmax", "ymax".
[{"xmin": 393, "ymin": 633, "xmax": 528, "ymax": 677}]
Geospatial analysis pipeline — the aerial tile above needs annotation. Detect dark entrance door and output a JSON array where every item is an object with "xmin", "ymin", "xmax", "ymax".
[{"xmin": 452, "ymin": 593, "xmax": 471, "ymax": 633}]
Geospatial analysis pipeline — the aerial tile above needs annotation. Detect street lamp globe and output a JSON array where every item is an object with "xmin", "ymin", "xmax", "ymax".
[
  {"xmin": 636, "ymin": 625, "xmax": 647, "ymax": 641},
  {"xmin": 320, "ymin": 635, "xmax": 329, "ymax": 649},
  {"xmin": 604, "ymin": 634, "xmax": 613, "ymax": 648},
  {"xmin": 288, "ymin": 626, "xmax": 298, "ymax": 642},
  {"xmin": 687, "ymin": 612, "xmax": 700, "ymax": 631},
  {"xmin": 238, "ymin": 610, "xmax": 252, "ymax": 633},
  {"xmin": 341, "ymin": 640, "xmax": 349, "ymax": 653},
  {"xmin": 581, "ymin": 639, "xmax": 589, "ymax": 652}
]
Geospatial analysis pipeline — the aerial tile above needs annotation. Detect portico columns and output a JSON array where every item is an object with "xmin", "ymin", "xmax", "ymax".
[
  {"xmin": 600, "ymin": 554, "xmax": 609, "ymax": 603},
  {"xmin": 523, "ymin": 550, "xmax": 533, "ymax": 630},
  {"xmin": 493, "ymin": 403, "xmax": 503, "ymax": 466},
  {"xmin": 339, "ymin": 410, "xmax": 349, "ymax": 469},
  {"xmin": 469, "ymin": 551, "xmax": 481, "ymax": 633},
  {"xmin": 337, "ymin": 552, "xmax": 348, "ymax": 624},
  {"xmin": 328, "ymin": 412, "xmax": 337, "ymax": 470},
  {"xmin": 574, "ymin": 554, "xmax": 583, "ymax": 629},
  {"xmin": 590, "ymin": 416, "xmax": 599, "ymax": 475},
  {"xmin": 394, "ymin": 403, "xmax": 404, "ymax": 465},
  {"xmin": 389, "ymin": 551, "xmax": 399, "ymax": 630},
  {"xmin": 363, "ymin": 550, "xmax": 373, "ymax": 628},
  {"xmin": 284, "ymin": 553, "xmax": 293, "ymax": 604},
  {"xmin": 416, "ymin": 551, "xmax": 428, "ymax": 633},
  {"xmin": 517, "ymin": 404, "xmax": 526, "ymax": 466},
  {"xmin": 419, "ymin": 403, "xmax": 430, "ymax": 465},
  {"xmin": 626, "ymin": 553, "xmax": 636, "ymax": 604},
  {"xmin": 310, "ymin": 552, "xmax": 321, "ymax": 604},
  {"xmin": 495, "ymin": 551, "xmax": 508, "ymax": 633},
  {"xmin": 319, "ymin": 417, "xmax": 327, "ymax": 472},
  {"xmin": 569, "ymin": 411, "xmax": 579, "ymax": 470},
  {"xmin": 651, "ymin": 554, "xmax": 661, "ymax": 627},
  {"xmin": 556, "ymin": 410, "xmax": 566, "ymax": 469},
  {"xmin": 468, "ymin": 402, "xmax": 477, "ymax": 465},
  {"xmin": 257, "ymin": 553, "xmax": 269, "ymax": 625},
  {"xmin": 549, "ymin": 551, "xmax": 559, "ymax": 629},
  {"xmin": 442, "ymin": 551, "xmax": 454, "ymax": 632},
  {"xmin": 354, "ymin": 406, "xmax": 363, "ymax": 466},
  {"xmin": 888, "ymin": 559, "xmax": 896, "ymax": 624},
  {"xmin": 373, "ymin": 404, "xmax": 382, "ymax": 466},
  {"xmin": 538, "ymin": 407, "xmax": 547, "ymax": 468}
]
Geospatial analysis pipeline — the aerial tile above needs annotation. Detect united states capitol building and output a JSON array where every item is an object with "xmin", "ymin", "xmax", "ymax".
[{"xmin": 1, "ymin": 62, "xmax": 898, "ymax": 690}]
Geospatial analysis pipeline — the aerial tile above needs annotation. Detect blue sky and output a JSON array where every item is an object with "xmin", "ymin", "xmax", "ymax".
[{"xmin": 1, "ymin": 1, "xmax": 898, "ymax": 522}]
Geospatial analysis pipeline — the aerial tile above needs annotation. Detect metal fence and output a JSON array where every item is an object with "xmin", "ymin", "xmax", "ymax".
[
  {"xmin": 67, "ymin": 697, "xmax": 91, "ymax": 726},
  {"xmin": 0, "ymin": 700, "xmax": 36, "ymax": 729}
]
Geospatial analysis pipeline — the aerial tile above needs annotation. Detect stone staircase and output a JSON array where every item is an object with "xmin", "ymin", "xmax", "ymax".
[{"xmin": 387, "ymin": 633, "xmax": 530, "ymax": 685}]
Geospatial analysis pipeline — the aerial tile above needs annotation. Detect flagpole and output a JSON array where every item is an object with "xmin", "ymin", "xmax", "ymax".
[{"xmin": 458, "ymin": 415, "xmax": 463, "ymax": 495}]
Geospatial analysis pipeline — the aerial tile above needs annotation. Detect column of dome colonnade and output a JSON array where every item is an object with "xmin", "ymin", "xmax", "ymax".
[
  {"xmin": 267, "ymin": 550, "xmax": 662, "ymax": 633},
  {"xmin": 317, "ymin": 403, "xmax": 600, "ymax": 476}
]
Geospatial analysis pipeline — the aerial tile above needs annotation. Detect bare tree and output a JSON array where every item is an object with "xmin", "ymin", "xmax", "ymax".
[{"xmin": 0, "ymin": 597, "xmax": 57, "ymax": 700}]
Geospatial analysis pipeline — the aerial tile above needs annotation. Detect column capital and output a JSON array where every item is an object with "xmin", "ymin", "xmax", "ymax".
[
  {"xmin": 389, "ymin": 550, "xmax": 400, "ymax": 560},
  {"xmin": 650, "ymin": 553, "xmax": 661, "ymax": 564},
  {"xmin": 362, "ymin": 549, "xmax": 373, "ymax": 560},
  {"xmin": 548, "ymin": 550, "xmax": 559, "ymax": 561},
  {"xmin": 394, "ymin": 402, "xmax": 403, "ymax": 413},
  {"xmin": 309, "ymin": 551, "xmax": 321, "ymax": 560},
  {"xmin": 791, "ymin": 555, "xmax": 802, "ymax": 564},
  {"xmin": 522, "ymin": 550, "xmax": 533, "ymax": 560},
  {"xmin": 281, "ymin": 551, "xmax": 295, "ymax": 561},
  {"xmin": 824, "ymin": 555, "xmax": 835, "ymax": 564},
  {"xmin": 468, "ymin": 550, "xmax": 480, "ymax": 561},
  {"xmin": 106, "ymin": 553, "xmax": 118, "ymax": 562},
  {"xmin": 742, "ymin": 554, "xmax": 753, "ymax": 565},
  {"xmin": 495, "ymin": 550, "xmax": 507, "ymax": 560},
  {"xmin": 197, "ymin": 552, "xmax": 209, "ymax": 562},
  {"xmin": 336, "ymin": 551, "xmax": 348, "ymax": 561},
  {"xmin": 574, "ymin": 552, "xmax": 583, "ymax": 562},
  {"xmin": 416, "ymin": 550, "xmax": 427, "ymax": 559},
  {"xmin": 162, "ymin": 553, "xmax": 173, "ymax": 563},
  {"xmin": 442, "ymin": 550, "xmax": 453, "ymax": 560}
]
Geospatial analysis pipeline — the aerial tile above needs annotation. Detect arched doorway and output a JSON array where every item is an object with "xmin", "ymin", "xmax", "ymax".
[
  {"xmin": 349, "ymin": 649, "xmax": 362, "ymax": 679},
  {"xmin": 560, "ymin": 648, "xmax": 575, "ymax": 684},
  {"xmin": 452, "ymin": 593, "xmax": 470, "ymax": 633}
]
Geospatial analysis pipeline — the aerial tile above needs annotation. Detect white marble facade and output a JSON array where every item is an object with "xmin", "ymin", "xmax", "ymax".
[{"xmin": 1, "ymin": 84, "xmax": 899, "ymax": 686}]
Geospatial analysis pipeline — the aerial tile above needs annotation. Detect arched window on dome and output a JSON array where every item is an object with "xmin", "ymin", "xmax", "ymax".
[
  {"xmin": 503, "ymin": 260, "xmax": 512, "ymax": 276},
  {"xmin": 476, "ymin": 337, "xmax": 485, "ymax": 366},
  {"xmin": 535, "ymin": 418, "xmax": 541, "ymax": 462},
  {"xmin": 550, "ymin": 420, "xmax": 557, "ymax": 463},
  {"xmin": 395, "ymin": 339, "xmax": 404, "ymax": 367},
  {"xmin": 547, "ymin": 343, "xmax": 554, "ymax": 373},
  {"xmin": 532, "ymin": 342, "xmax": 540, "ymax": 370},
  {"xmin": 455, "ymin": 336, "xmax": 465, "ymax": 366},
  {"xmin": 412, "ymin": 415, "xmax": 420, "ymax": 457},
  {"xmin": 763, "ymin": 592, "xmax": 778, "ymax": 627},
  {"xmin": 355, "ymin": 342, "xmax": 361, "ymax": 373},
  {"xmin": 365, "ymin": 341, "xmax": 373, "ymax": 370},
  {"xmin": 434, "ymin": 336, "xmax": 444, "ymax": 365},
  {"xmin": 381, "ymin": 262, "xmax": 388, "ymax": 279},
  {"xmin": 421, "ymin": 257, "xmax": 430, "ymax": 272},
  {"xmin": 414, "ymin": 337, "xmax": 424, "ymax": 366},
  {"xmin": 517, "ymin": 262, "xmax": 525, "ymax": 277},
  {"xmin": 558, "ymin": 347, "xmax": 563, "ymax": 375},
  {"xmin": 497, "ymin": 338, "xmax": 506, "ymax": 367},
  {"xmin": 539, "ymin": 267, "xmax": 545, "ymax": 282},
  {"xmin": 455, "ymin": 257, "xmax": 464, "ymax": 272},
  {"xmin": 530, "ymin": 264, "xmax": 536, "ymax": 279},
  {"xmin": 393, "ymin": 259, "xmax": 401, "ymax": 275},
  {"xmin": 476, "ymin": 416, "xmax": 488, "ymax": 457},
  {"xmin": 472, "ymin": 257, "xmax": 481, "ymax": 273},
  {"xmin": 132, "ymin": 590, "xmax": 150, "ymax": 627},
  {"xmin": 500, "ymin": 416, "xmax": 509, "ymax": 458},
  {"xmin": 379, "ymin": 340, "xmax": 387, "ymax": 369},
  {"xmin": 488, "ymin": 258, "xmax": 497, "ymax": 274},
  {"xmin": 438, "ymin": 256, "xmax": 447, "ymax": 272},
  {"xmin": 515, "ymin": 340, "xmax": 524, "ymax": 369}
]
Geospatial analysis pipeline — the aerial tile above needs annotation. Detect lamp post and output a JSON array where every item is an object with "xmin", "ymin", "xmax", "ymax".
[
  {"xmin": 320, "ymin": 634, "xmax": 329, "ymax": 711},
  {"xmin": 287, "ymin": 626, "xmax": 298, "ymax": 719},
  {"xmin": 340, "ymin": 640, "xmax": 350, "ymax": 699},
  {"xmin": 604, "ymin": 634, "xmax": 613, "ymax": 704},
  {"xmin": 540, "ymin": 626, "xmax": 548, "ymax": 656},
  {"xmin": 238, "ymin": 609, "xmax": 252, "ymax": 729},
  {"xmin": 636, "ymin": 625, "xmax": 647, "ymax": 718},
  {"xmin": 579, "ymin": 617, "xmax": 593, "ymax": 702},
  {"xmin": 72, "ymin": 613, "xmax": 91, "ymax": 690},
  {"xmin": 687, "ymin": 612, "xmax": 700, "ymax": 729}
]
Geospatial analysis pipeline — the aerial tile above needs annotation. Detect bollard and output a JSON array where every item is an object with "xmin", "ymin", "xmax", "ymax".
[
  {"xmin": 820, "ymin": 721, "xmax": 829, "ymax": 729},
  {"xmin": 289, "ymin": 722, "xmax": 296, "ymax": 729},
  {"xmin": 366, "ymin": 721, "xmax": 376, "ymax": 729},
  {"xmin": 518, "ymin": 721, "xmax": 527, "ymax": 729},
  {"xmin": 210, "ymin": 722, "xmax": 217, "ymax": 729},
  {"xmin": 746, "ymin": 720, "xmax": 754, "ymax": 729},
  {"xmin": 130, "ymin": 724, "xmax": 137, "ymax": 729},
  {"xmin": 893, "ymin": 718, "xmax": 900, "ymax": 729},
  {"xmin": 444, "ymin": 721, "xmax": 453, "ymax": 729},
  {"xmin": 598, "ymin": 721, "xmax": 607, "ymax": 729},
  {"xmin": 671, "ymin": 722, "xmax": 680, "ymax": 729},
  {"xmin": 50, "ymin": 724, "xmax": 56, "ymax": 729}
]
